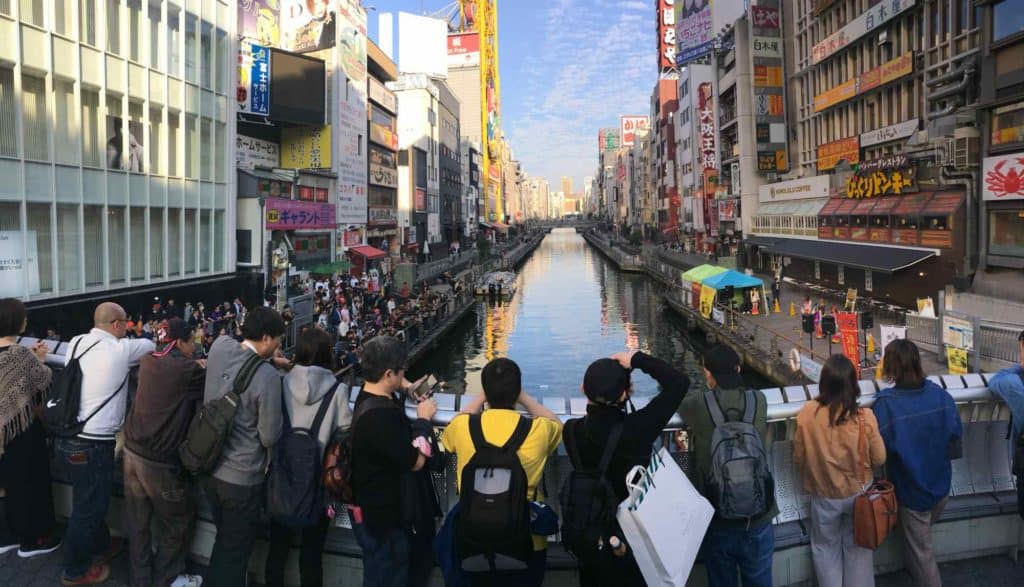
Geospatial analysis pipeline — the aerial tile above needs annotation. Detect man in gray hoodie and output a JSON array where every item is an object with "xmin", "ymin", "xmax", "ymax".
[{"xmin": 201, "ymin": 307, "xmax": 290, "ymax": 586}]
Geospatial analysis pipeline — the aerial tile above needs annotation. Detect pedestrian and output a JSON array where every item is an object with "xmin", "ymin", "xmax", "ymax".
[
  {"xmin": 265, "ymin": 327, "xmax": 352, "ymax": 587},
  {"xmin": 873, "ymin": 339, "xmax": 962, "ymax": 587},
  {"xmin": 771, "ymin": 279, "xmax": 782, "ymax": 309},
  {"xmin": 350, "ymin": 336, "xmax": 439, "ymax": 587},
  {"xmin": 565, "ymin": 350, "xmax": 690, "ymax": 585},
  {"xmin": 201, "ymin": 307, "xmax": 290, "ymax": 586},
  {"xmin": 441, "ymin": 358, "xmax": 563, "ymax": 586},
  {"xmin": 986, "ymin": 330, "xmax": 1024, "ymax": 514},
  {"xmin": 58, "ymin": 302, "xmax": 155, "ymax": 586},
  {"xmin": 677, "ymin": 345, "xmax": 777, "ymax": 587},
  {"xmin": 122, "ymin": 318, "xmax": 206, "ymax": 587},
  {"xmin": 794, "ymin": 354, "xmax": 886, "ymax": 587},
  {"xmin": 0, "ymin": 298, "xmax": 61, "ymax": 559}
]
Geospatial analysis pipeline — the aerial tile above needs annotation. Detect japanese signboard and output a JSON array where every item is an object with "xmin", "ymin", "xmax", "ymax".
[
  {"xmin": 858, "ymin": 154, "xmax": 910, "ymax": 173},
  {"xmin": 753, "ymin": 65, "xmax": 784, "ymax": 87},
  {"xmin": 817, "ymin": 136, "xmax": 860, "ymax": 170},
  {"xmin": 837, "ymin": 312, "xmax": 861, "ymax": 373},
  {"xmin": 942, "ymin": 312, "xmax": 975, "ymax": 351},
  {"xmin": 237, "ymin": 135, "xmax": 280, "ymax": 169},
  {"xmin": 813, "ymin": 53, "xmax": 913, "ymax": 112},
  {"xmin": 281, "ymin": 0, "xmax": 336, "ymax": 53},
  {"xmin": 812, "ymin": 0, "xmax": 916, "ymax": 64},
  {"xmin": 982, "ymin": 152, "xmax": 1024, "ymax": 201},
  {"xmin": 265, "ymin": 198, "xmax": 336, "ymax": 230},
  {"xmin": 751, "ymin": 36, "xmax": 783, "ymax": 58},
  {"xmin": 238, "ymin": 0, "xmax": 280, "ymax": 46},
  {"xmin": 750, "ymin": 5, "xmax": 781, "ymax": 29},
  {"xmin": 814, "ymin": 79, "xmax": 858, "ymax": 112},
  {"xmin": 845, "ymin": 168, "xmax": 917, "ymax": 199},
  {"xmin": 0, "ymin": 231, "xmax": 40, "ymax": 297},
  {"xmin": 238, "ymin": 40, "xmax": 270, "ymax": 116},
  {"xmin": 368, "ymin": 206, "xmax": 398, "ymax": 227},
  {"xmin": 755, "ymin": 94, "xmax": 785, "ymax": 116},
  {"xmin": 757, "ymin": 150, "xmax": 788, "ymax": 172},
  {"xmin": 620, "ymin": 116, "xmax": 650, "ymax": 148},
  {"xmin": 336, "ymin": 0, "xmax": 368, "ymax": 225},
  {"xmin": 759, "ymin": 175, "xmax": 830, "ymax": 203},
  {"xmin": 718, "ymin": 199, "xmax": 738, "ymax": 220},
  {"xmin": 658, "ymin": 0, "xmax": 677, "ymax": 72},
  {"xmin": 675, "ymin": 0, "xmax": 712, "ymax": 65},
  {"xmin": 368, "ymin": 77, "xmax": 397, "ymax": 114},
  {"xmin": 369, "ymin": 154, "xmax": 398, "ymax": 189},
  {"xmin": 281, "ymin": 125, "xmax": 331, "ymax": 169},
  {"xmin": 415, "ymin": 188, "xmax": 427, "ymax": 212},
  {"xmin": 860, "ymin": 119, "xmax": 919, "ymax": 147},
  {"xmin": 698, "ymin": 83, "xmax": 717, "ymax": 172},
  {"xmin": 447, "ymin": 32, "xmax": 481, "ymax": 69},
  {"xmin": 751, "ymin": 0, "xmax": 787, "ymax": 174},
  {"xmin": 599, "ymin": 128, "xmax": 620, "ymax": 153},
  {"xmin": 369, "ymin": 123, "xmax": 398, "ymax": 150}
]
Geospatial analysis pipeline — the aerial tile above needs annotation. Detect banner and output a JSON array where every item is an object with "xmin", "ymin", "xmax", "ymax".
[
  {"xmin": 658, "ymin": 0, "xmax": 677, "ymax": 72},
  {"xmin": 812, "ymin": 0, "xmax": 915, "ymax": 64},
  {"xmin": 336, "ymin": 0, "xmax": 368, "ymax": 225},
  {"xmin": 946, "ymin": 346, "xmax": 968, "ymax": 375},
  {"xmin": 691, "ymin": 280, "xmax": 702, "ymax": 310},
  {"xmin": 675, "ymin": 0, "xmax": 712, "ymax": 64},
  {"xmin": 817, "ymin": 136, "xmax": 860, "ymax": 170},
  {"xmin": 837, "ymin": 312, "xmax": 860, "ymax": 370},
  {"xmin": 447, "ymin": 32, "xmax": 481, "ymax": 69},
  {"xmin": 237, "ymin": 135, "xmax": 279, "ymax": 169},
  {"xmin": 238, "ymin": 40, "xmax": 270, "ymax": 116},
  {"xmin": 699, "ymin": 285, "xmax": 716, "ymax": 319},
  {"xmin": 698, "ymin": 83, "xmax": 717, "ymax": 171},
  {"xmin": 368, "ymin": 77, "xmax": 397, "ymax": 113},
  {"xmin": 265, "ymin": 198, "xmax": 336, "ymax": 230},
  {"xmin": 281, "ymin": 125, "xmax": 331, "ymax": 169}
]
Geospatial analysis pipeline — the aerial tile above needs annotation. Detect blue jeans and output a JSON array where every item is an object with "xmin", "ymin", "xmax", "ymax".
[
  {"xmin": 700, "ymin": 522, "xmax": 775, "ymax": 587},
  {"xmin": 353, "ymin": 523, "xmax": 412, "ymax": 587},
  {"xmin": 56, "ymin": 437, "xmax": 116, "ymax": 578}
]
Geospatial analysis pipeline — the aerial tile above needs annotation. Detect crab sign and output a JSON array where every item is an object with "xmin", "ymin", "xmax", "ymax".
[{"xmin": 985, "ymin": 158, "xmax": 1024, "ymax": 198}]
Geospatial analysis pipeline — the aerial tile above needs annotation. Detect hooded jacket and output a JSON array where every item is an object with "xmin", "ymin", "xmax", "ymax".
[{"xmin": 283, "ymin": 364, "xmax": 353, "ymax": 458}]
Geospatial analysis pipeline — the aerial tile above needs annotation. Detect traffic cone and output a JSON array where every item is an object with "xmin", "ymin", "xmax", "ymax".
[
  {"xmin": 774, "ymin": 298, "xmax": 781, "ymax": 313},
  {"xmin": 866, "ymin": 333, "xmax": 875, "ymax": 354},
  {"xmin": 789, "ymin": 302, "xmax": 795, "ymax": 317},
  {"xmin": 831, "ymin": 334, "xmax": 841, "ymax": 344}
]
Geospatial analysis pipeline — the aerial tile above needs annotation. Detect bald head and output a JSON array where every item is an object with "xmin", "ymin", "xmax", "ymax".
[{"xmin": 94, "ymin": 302, "xmax": 128, "ymax": 337}]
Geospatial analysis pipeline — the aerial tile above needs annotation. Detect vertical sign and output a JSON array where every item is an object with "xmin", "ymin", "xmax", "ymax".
[
  {"xmin": 335, "ymin": 0, "xmax": 368, "ymax": 225},
  {"xmin": 238, "ymin": 40, "xmax": 270, "ymax": 116},
  {"xmin": 659, "ymin": 0, "xmax": 677, "ymax": 72},
  {"xmin": 675, "ymin": 0, "xmax": 712, "ymax": 64},
  {"xmin": 698, "ymin": 83, "xmax": 717, "ymax": 172},
  {"xmin": 751, "ymin": 0, "xmax": 787, "ymax": 173},
  {"xmin": 837, "ymin": 312, "xmax": 861, "ymax": 373}
]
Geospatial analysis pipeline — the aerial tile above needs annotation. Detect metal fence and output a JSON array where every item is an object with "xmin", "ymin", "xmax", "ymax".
[{"xmin": 905, "ymin": 313, "xmax": 1021, "ymax": 370}]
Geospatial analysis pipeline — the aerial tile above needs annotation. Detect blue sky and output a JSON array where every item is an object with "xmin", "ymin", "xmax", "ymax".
[{"xmin": 369, "ymin": 0, "xmax": 656, "ymax": 193}]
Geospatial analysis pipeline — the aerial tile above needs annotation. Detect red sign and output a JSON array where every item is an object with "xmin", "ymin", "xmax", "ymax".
[
  {"xmin": 620, "ymin": 115, "xmax": 650, "ymax": 147},
  {"xmin": 414, "ymin": 188, "xmax": 426, "ymax": 212},
  {"xmin": 314, "ymin": 187, "xmax": 329, "ymax": 202},
  {"xmin": 343, "ymin": 230, "xmax": 361, "ymax": 247},
  {"xmin": 447, "ymin": 32, "xmax": 480, "ymax": 68},
  {"xmin": 658, "ymin": 0, "xmax": 676, "ymax": 72},
  {"xmin": 837, "ymin": 312, "xmax": 860, "ymax": 374},
  {"xmin": 750, "ymin": 6, "xmax": 780, "ymax": 29},
  {"xmin": 698, "ymin": 83, "xmax": 717, "ymax": 171},
  {"xmin": 691, "ymin": 281, "xmax": 701, "ymax": 310},
  {"xmin": 298, "ymin": 186, "xmax": 314, "ymax": 201}
]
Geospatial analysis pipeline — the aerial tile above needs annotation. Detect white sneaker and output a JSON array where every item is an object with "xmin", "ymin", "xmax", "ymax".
[{"xmin": 170, "ymin": 575, "xmax": 203, "ymax": 587}]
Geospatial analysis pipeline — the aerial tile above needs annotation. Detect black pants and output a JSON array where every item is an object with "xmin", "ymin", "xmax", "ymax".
[
  {"xmin": 265, "ymin": 517, "xmax": 330, "ymax": 587},
  {"xmin": 201, "ymin": 476, "xmax": 265, "ymax": 587},
  {"xmin": 0, "ymin": 420, "xmax": 55, "ymax": 545},
  {"xmin": 578, "ymin": 550, "xmax": 646, "ymax": 586}
]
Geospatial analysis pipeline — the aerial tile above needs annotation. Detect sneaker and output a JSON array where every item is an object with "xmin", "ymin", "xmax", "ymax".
[
  {"xmin": 0, "ymin": 541, "xmax": 18, "ymax": 555},
  {"xmin": 61, "ymin": 563, "xmax": 111, "ymax": 586},
  {"xmin": 17, "ymin": 535, "xmax": 62, "ymax": 558},
  {"xmin": 170, "ymin": 575, "xmax": 204, "ymax": 587},
  {"xmin": 94, "ymin": 536, "xmax": 124, "ymax": 565}
]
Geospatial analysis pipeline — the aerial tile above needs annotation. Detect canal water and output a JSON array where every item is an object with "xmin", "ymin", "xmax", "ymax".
[{"xmin": 409, "ymin": 228, "xmax": 769, "ymax": 398}]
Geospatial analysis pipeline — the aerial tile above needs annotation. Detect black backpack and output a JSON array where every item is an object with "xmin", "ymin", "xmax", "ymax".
[
  {"xmin": 179, "ymin": 353, "xmax": 265, "ymax": 475},
  {"xmin": 268, "ymin": 380, "xmax": 340, "ymax": 528},
  {"xmin": 559, "ymin": 420, "xmax": 624, "ymax": 565},
  {"xmin": 41, "ymin": 339, "xmax": 126, "ymax": 437},
  {"xmin": 456, "ymin": 414, "xmax": 535, "ymax": 573},
  {"xmin": 322, "ymin": 394, "xmax": 396, "ymax": 503}
]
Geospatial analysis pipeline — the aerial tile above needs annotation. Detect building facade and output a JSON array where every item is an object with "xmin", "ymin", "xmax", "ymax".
[{"xmin": 367, "ymin": 40, "xmax": 400, "ymax": 259}]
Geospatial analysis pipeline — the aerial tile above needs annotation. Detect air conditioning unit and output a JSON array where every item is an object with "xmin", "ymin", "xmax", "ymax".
[{"xmin": 878, "ymin": 31, "xmax": 889, "ymax": 46}]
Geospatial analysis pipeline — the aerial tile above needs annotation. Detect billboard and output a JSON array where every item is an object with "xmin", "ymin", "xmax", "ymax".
[
  {"xmin": 817, "ymin": 136, "xmax": 860, "ymax": 170},
  {"xmin": 336, "ymin": 0, "xmax": 368, "ymax": 225},
  {"xmin": 369, "ymin": 147, "xmax": 398, "ymax": 189},
  {"xmin": 983, "ymin": 152, "xmax": 1024, "ymax": 201},
  {"xmin": 398, "ymin": 12, "xmax": 447, "ymax": 78},
  {"xmin": 676, "ymin": 0, "xmax": 712, "ymax": 65},
  {"xmin": 759, "ymin": 175, "xmax": 831, "ymax": 203},
  {"xmin": 813, "ymin": 52, "xmax": 914, "ymax": 112},
  {"xmin": 281, "ymin": 0, "xmax": 336, "ymax": 53},
  {"xmin": 281, "ymin": 125, "xmax": 331, "ymax": 169},
  {"xmin": 750, "ymin": 0, "xmax": 787, "ymax": 173},
  {"xmin": 599, "ymin": 127, "xmax": 620, "ymax": 153},
  {"xmin": 620, "ymin": 116, "xmax": 650, "ymax": 147},
  {"xmin": 658, "ymin": 0, "xmax": 677, "ymax": 72},
  {"xmin": 368, "ymin": 77, "xmax": 396, "ymax": 113},
  {"xmin": 264, "ymin": 198, "xmax": 336, "ymax": 230},
  {"xmin": 447, "ymin": 32, "xmax": 480, "ymax": 69},
  {"xmin": 238, "ymin": 0, "xmax": 280, "ymax": 46},
  {"xmin": 698, "ymin": 83, "xmax": 717, "ymax": 171},
  {"xmin": 812, "ymin": 0, "xmax": 915, "ymax": 64},
  {"xmin": 238, "ymin": 40, "xmax": 270, "ymax": 116},
  {"xmin": 237, "ymin": 135, "xmax": 280, "ymax": 169}
]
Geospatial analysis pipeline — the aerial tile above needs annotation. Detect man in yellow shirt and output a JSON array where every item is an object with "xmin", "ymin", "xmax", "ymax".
[{"xmin": 441, "ymin": 358, "xmax": 562, "ymax": 586}]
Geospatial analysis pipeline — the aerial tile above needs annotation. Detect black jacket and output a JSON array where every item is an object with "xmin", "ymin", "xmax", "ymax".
[{"xmin": 124, "ymin": 348, "xmax": 206, "ymax": 465}]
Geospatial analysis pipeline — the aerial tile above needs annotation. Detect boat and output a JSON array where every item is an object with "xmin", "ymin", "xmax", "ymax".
[{"xmin": 474, "ymin": 271, "xmax": 517, "ymax": 299}]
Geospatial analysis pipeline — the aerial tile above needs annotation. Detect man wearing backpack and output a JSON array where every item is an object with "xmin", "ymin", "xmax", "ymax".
[
  {"xmin": 562, "ymin": 349, "xmax": 690, "ymax": 585},
  {"xmin": 200, "ymin": 307, "xmax": 290, "ymax": 586},
  {"xmin": 440, "ymin": 358, "xmax": 563, "ymax": 586},
  {"xmin": 56, "ymin": 302, "xmax": 155, "ymax": 586},
  {"xmin": 677, "ymin": 345, "xmax": 777, "ymax": 587}
]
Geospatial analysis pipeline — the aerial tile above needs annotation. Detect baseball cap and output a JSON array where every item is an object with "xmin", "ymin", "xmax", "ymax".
[
  {"xmin": 702, "ymin": 344, "xmax": 744, "ymax": 389},
  {"xmin": 583, "ymin": 358, "xmax": 631, "ymax": 405}
]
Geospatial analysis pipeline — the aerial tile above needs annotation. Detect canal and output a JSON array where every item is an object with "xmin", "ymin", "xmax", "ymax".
[{"xmin": 409, "ymin": 228, "xmax": 769, "ymax": 398}]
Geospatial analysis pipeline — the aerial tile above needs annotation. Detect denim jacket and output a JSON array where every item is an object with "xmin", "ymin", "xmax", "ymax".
[
  {"xmin": 987, "ymin": 365, "xmax": 1024, "ymax": 438},
  {"xmin": 873, "ymin": 380, "xmax": 963, "ymax": 512}
]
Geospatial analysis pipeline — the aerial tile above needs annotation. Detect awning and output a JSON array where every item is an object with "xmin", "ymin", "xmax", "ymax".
[
  {"xmin": 818, "ymin": 198, "xmax": 844, "ymax": 216},
  {"xmin": 893, "ymin": 192, "xmax": 930, "ymax": 215},
  {"xmin": 751, "ymin": 238, "xmax": 936, "ymax": 273},
  {"xmin": 851, "ymin": 198, "xmax": 877, "ymax": 214},
  {"xmin": 702, "ymin": 270, "xmax": 764, "ymax": 290},
  {"xmin": 238, "ymin": 168, "xmax": 296, "ymax": 183},
  {"xmin": 921, "ymin": 191, "xmax": 965, "ymax": 215},
  {"xmin": 681, "ymin": 264, "xmax": 728, "ymax": 283},
  {"xmin": 834, "ymin": 198, "xmax": 859, "ymax": 215},
  {"xmin": 756, "ymin": 198, "xmax": 829, "ymax": 216},
  {"xmin": 869, "ymin": 196, "xmax": 900, "ymax": 215},
  {"xmin": 347, "ymin": 245, "xmax": 387, "ymax": 259}
]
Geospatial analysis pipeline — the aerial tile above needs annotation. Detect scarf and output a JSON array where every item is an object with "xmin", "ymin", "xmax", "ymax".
[{"xmin": 0, "ymin": 344, "xmax": 52, "ymax": 456}]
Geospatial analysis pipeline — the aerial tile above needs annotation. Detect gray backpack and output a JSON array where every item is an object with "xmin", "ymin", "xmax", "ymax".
[{"xmin": 703, "ymin": 390, "xmax": 773, "ymax": 520}]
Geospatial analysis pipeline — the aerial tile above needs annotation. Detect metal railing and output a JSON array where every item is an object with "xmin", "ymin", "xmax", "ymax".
[{"xmin": 415, "ymin": 253, "xmax": 474, "ymax": 285}]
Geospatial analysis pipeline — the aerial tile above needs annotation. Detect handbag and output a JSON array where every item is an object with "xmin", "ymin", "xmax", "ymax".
[{"xmin": 852, "ymin": 411, "xmax": 899, "ymax": 549}]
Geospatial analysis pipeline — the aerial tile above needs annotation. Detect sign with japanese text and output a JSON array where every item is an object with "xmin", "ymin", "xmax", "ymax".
[
  {"xmin": 813, "ymin": 53, "xmax": 913, "ymax": 112},
  {"xmin": 675, "ymin": 0, "xmax": 712, "ymax": 65},
  {"xmin": 817, "ymin": 136, "xmax": 860, "ymax": 170},
  {"xmin": 281, "ymin": 125, "xmax": 331, "ymax": 169},
  {"xmin": 751, "ymin": 36, "xmax": 783, "ymax": 58},
  {"xmin": 658, "ymin": 0, "xmax": 677, "ymax": 72},
  {"xmin": 265, "ymin": 198, "xmax": 336, "ymax": 230},
  {"xmin": 336, "ymin": 0, "xmax": 368, "ymax": 225},
  {"xmin": 0, "ymin": 231, "xmax": 40, "ymax": 297},
  {"xmin": 814, "ymin": 78, "xmax": 858, "ymax": 112},
  {"xmin": 757, "ymin": 150, "xmax": 788, "ymax": 172},
  {"xmin": 755, "ymin": 94, "xmax": 785, "ymax": 116},
  {"xmin": 599, "ymin": 127, "xmax": 620, "ymax": 152},
  {"xmin": 837, "ymin": 312, "xmax": 861, "ymax": 374},
  {"xmin": 698, "ymin": 83, "xmax": 717, "ymax": 172},
  {"xmin": 238, "ymin": 0, "xmax": 280, "ymax": 46},
  {"xmin": 369, "ymin": 163, "xmax": 398, "ymax": 188},
  {"xmin": 858, "ymin": 154, "xmax": 910, "ymax": 173},
  {"xmin": 718, "ymin": 199, "xmax": 738, "ymax": 220},
  {"xmin": 753, "ymin": 65, "xmax": 784, "ymax": 88},
  {"xmin": 750, "ymin": 5, "xmax": 781, "ymax": 29},
  {"xmin": 368, "ymin": 206, "xmax": 397, "ymax": 227},
  {"xmin": 369, "ymin": 122, "xmax": 398, "ymax": 150},
  {"xmin": 620, "ymin": 116, "xmax": 650, "ymax": 147},
  {"xmin": 238, "ymin": 40, "xmax": 270, "ymax": 116},
  {"xmin": 415, "ymin": 188, "xmax": 427, "ymax": 212},
  {"xmin": 447, "ymin": 32, "xmax": 481, "ymax": 69},
  {"xmin": 281, "ymin": 0, "xmax": 336, "ymax": 53},
  {"xmin": 812, "ymin": 0, "xmax": 916, "ymax": 64},
  {"xmin": 845, "ymin": 168, "xmax": 917, "ymax": 199},
  {"xmin": 237, "ymin": 135, "xmax": 279, "ymax": 169},
  {"xmin": 759, "ymin": 175, "xmax": 831, "ymax": 203},
  {"xmin": 368, "ymin": 77, "xmax": 397, "ymax": 114},
  {"xmin": 860, "ymin": 119, "xmax": 918, "ymax": 147},
  {"xmin": 982, "ymin": 152, "xmax": 1024, "ymax": 201}
]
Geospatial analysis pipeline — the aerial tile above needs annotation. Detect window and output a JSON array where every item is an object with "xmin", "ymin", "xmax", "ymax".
[
  {"xmin": 149, "ymin": 207, "xmax": 163, "ymax": 277},
  {"xmin": 214, "ymin": 121, "xmax": 225, "ymax": 182},
  {"xmin": 57, "ymin": 204, "xmax": 81, "ymax": 293},
  {"xmin": 107, "ymin": 0, "xmax": 120, "ymax": 54},
  {"xmin": 128, "ymin": 101, "xmax": 144, "ymax": 172},
  {"xmin": 199, "ymin": 209, "xmax": 210, "ymax": 272},
  {"xmin": 200, "ymin": 20, "xmax": 212, "ymax": 89},
  {"xmin": 200, "ymin": 117, "xmax": 211, "ymax": 180},
  {"xmin": 216, "ymin": 27, "xmax": 229, "ymax": 94},
  {"xmin": 184, "ymin": 12, "xmax": 198, "ymax": 83},
  {"xmin": 54, "ymin": 79, "xmax": 79, "ymax": 165},
  {"xmin": 214, "ymin": 209, "xmax": 224, "ymax": 271},
  {"xmin": 0, "ymin": 68, "xmax": 15, "ymax": 157},
  {"xmin": 148, "ymin": 0, "xmax": 161, "ymax": 68},
  {"xmin": 26, "ymin": 203, "xmax": 53, "ymax": 293},
  {"xmin": 167, "ymin": 111, "xmax": 179, "ymax": 175},
  {"xmin": 167, "ymin": 207, "xmax": 180, "ymax": 275},
  {"xmin": 80, "ymin": 0, "xmax": 98, "ymax": 45},
  {"xmin": 149, "ymin": 107, "xmax": 162, "ymax": 173},
  {"xmin": 84, "ymin": 205, "xmax": 104, "ymax": 287},
  {"xmin": 53, "ymin": 0, "xmax": 73, "ymax": 36},
  {"xmin": 992, "ymin": 103, "xmax": 1024, "ymax": 147},
  {"xmin": 924, "ymin": 216, "xmax": 949, "ymax": 230},
  {"xmin": 130, "ymin": 206, "xmax": 146, "ymax": 280},
  {"xmin": 108, "ymin": 205, "xmax": 126, "ymax": 283},
  {"xmin": 81, "ymin": 89, "xmax": 102, "ymax": 166},
  {"xmin": 989, "ymin": 209, "xmax": 1024, "ymax": 257},
  {"xmin": 22, "ymin": 74, "xmax": 48, "ymax": 161},
  {"xmin": 167, "ymin": 4, "xmax": 180, "ymax": 76},
  {"xmin": 184, "ymin": 208, "xmax": 196, "ymax": 273},
  {"xmin": 106, "ymin": 93, "xmax": 122, "ymax": 169},
  {"xmin": 128, "ymin": 0, "xmax": 142, "ymax": 62},
  {"xmin": 185, "ymin": 114, "xmax": 197, "ymax": 178},
  {"xmin": 19, "ymin": 0, "xmax": 42, "ymax": 26}
]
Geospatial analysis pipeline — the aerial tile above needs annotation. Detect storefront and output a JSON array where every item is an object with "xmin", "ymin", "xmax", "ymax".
[
  {"xmin": 982, "ymin": 152, "xmax": 1024, "ymax": 268},
  {"xmin": 347, "ymin": 245, "xmax": 388, "ymax": 278}
]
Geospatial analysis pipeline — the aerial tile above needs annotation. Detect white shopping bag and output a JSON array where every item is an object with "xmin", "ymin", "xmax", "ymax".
[{"xmin": 616, "ymin": 447, "xmax": 714, "ymax": 587}]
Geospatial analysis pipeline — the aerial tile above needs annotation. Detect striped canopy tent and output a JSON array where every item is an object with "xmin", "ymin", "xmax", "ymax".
[{"xmin": 681, "ymin": 264, "xmax": 727, "ymax": 284}]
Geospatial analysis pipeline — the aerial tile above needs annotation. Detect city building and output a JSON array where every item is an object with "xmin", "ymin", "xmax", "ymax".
[
  {"xmin": 391, "ymin": 73, "xmax": 440, "ymax": 260},
  {"xmin": 651, "ymin": 80, "xmax": 679, "ymax": 236},
  {"xmin": 561, "ymin": 175, "xmax": 573, "ymax": 197},
  {"xmin": 674, "ymin": 64, "xmax": 714, "ymax": 249},
  {"xmin": 438, "ymin": 79, "xmax": 463, "ymax": 246},
  {"xmin": 367, "ymin": 40, "xmax": 400, "ymax": 261},
  {"xmin": 523, "ymin": 176, "xmax": 550, "ymax": 220},
  {"xmin": 460, "ymin": 139, "xmax": 481, "ymax": 235}
]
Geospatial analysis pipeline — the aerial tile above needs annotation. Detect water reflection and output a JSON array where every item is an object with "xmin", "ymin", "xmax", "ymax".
[{"xmin": 410, "ymin": 229, "xmax": 766, "ymax": 398}]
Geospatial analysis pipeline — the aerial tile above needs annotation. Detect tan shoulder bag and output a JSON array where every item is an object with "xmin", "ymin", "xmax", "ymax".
[{"xmin": 853, "ymin": 410, "xmax": 899, "ymax": 549}]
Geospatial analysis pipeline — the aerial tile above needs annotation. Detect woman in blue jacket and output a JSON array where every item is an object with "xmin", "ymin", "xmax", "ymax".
[{"xmin": 873, "ymin": 339, "xmax": 963, "ymax": 586}]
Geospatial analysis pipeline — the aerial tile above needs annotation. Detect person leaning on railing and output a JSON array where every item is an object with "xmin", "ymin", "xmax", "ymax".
[{"xmin": 983, "ymin": 329, "xmax": 1024, "ymax": 519}]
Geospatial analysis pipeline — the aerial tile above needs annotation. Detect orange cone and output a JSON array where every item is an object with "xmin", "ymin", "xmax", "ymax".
[{"xmin": 774, "ymin": 298, "xmax": 781, "ymax": 313}]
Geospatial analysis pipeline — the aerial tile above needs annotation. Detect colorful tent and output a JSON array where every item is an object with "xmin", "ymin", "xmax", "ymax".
[
  {"xmin": 701, "ymin": 270, "xmax": 764, "ymax": 291},
  {"xmin": 681, "ymin": 264, "xmax": 727, "ymax": 283}
]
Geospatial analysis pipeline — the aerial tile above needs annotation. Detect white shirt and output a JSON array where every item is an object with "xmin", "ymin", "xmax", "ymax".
[{"xmin": 67, "ymin": 328, "xmax": 154, "ymax": 440}]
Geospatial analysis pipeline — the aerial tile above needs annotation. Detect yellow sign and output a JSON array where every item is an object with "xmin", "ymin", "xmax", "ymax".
[
  {"xmin": 813, "ymin": 53, "xmax": 913, "ymax": 113},
  {"xmin": 699, "ymin": 285, "xmax": 716, "ymax": 319},
  {"xmin": 281, "ymin": 125, "xmax": 332, "ymax": 169},
  {"xmin": 946, "ymin": 346, "xmax": 968, "ymax": 375},
  {"xmin": 845, "ymin": 169, "xmax": 915, "ymax": 199},
  {"xmin": 754, "ymin": 65, "xmax": 784, "ymax": 88},
  {"xmin": 817, "ymin": 136, "xmax": 860, "ymax": 170},
  {"xmin": 814, "ymin": 78, "xmax": 857, "ymax": 112}
]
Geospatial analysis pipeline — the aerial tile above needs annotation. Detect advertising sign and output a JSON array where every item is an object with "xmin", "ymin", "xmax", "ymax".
[
  {"xmin": 281, "ymin": 0, "xmax": 337, "ymax": 53},
  {"xmin": 698, "ymin": 83, "xmax": 717, "ymax": 171},
  {"xmin": 0, "ymin": 231, "xmax": 40, "ymax": 297},
  {"xmin": 759, "ymin": 175, "xmax": 831, "ymax": 203},
  {"xmin": 983, "ymin": 152, "xmax": 1024, "ymax": 201},
  {"xmin": 814, "ymin": 78, "xmax": 858, "ymax": 112},
  {"xmin": 757, "ymin": 150, "xmax": 788, "ymax": 172},
  {"xmin": 699, "ymin": 284, "xmax": 716, "ymax": 319},
  {"xmin": 447, "ymin": 32, "xmax": 480, "ymax": 69},
  {"xmin": 343, "ymin": 229, "xmax": 361, "ymax": 247},
  {"xmin": 755, "ymin": 94, "xmax": 785, "ymax": 116},
  {"xmin": 813, "ymin": 53, "xmax": 913, "ymax": 112},
  {"xmin": 750, "ymin": 5, "xmax": 781, "ymax": 29},
  {"xmin": 812, "ymin": 0, "xmax": 916, "ymax": 64},
  {"xmin": 368, "ymin": 77, "xmax": 397, "ymax": 113},
  {"xmin": 861, "ymin": 119, "xmax": 919, "ymax": 147},
  {"xmin": 369, "ymin": 147, "xmax": 398, "ymax": 189},
  {"xmin": 675, "ymin": 0, "xmax": 712, "ymax": 64},
  {"xmin": 336, "ymin": 0, "xmax": 368, "ymax": 225},
  {"xmin": 942, "ymin": 313, "xmax": 975, "ymax": 351},
  {"xmin": 238, "ymin": 0, "xmax": 280, "ymax": 46},
  {"xmin": 368, "ymin": 206, "xmax": 398, "ymax": 226},
  {"xmin": 415, "ymin": 188, "xmax": 427, "ymax": 212},
  {"xmin": 599, "ymin": 127, "xmax": 621, "ymax": 152},
  {"xmin": 369, "ymin": 123, "xmax": 398, "ymax": 150},
  {"xmin": 837, "ymin": 312, "xmax": 861, "ymax": 372},
  {"xmin": 238, "ymin": 40, "xmax": 270, "ymax": 116},
  {"xmin": 718, "ymin": 199, "xmax": 737, "ymax": 220},
  {"xmin": 753, "ymin": 65, "xmax": 784, "ymax": 88},
  {"xmin": 237, "ymin": 135, "xmax": 280, "ymax": 169},
  {"xmin": 946, "ymin": 346, "xmax": 968, "ymax": 375},
  {"xmin": 817, "ymin": 136, "xmax": 860, "ymax": 170},
  {"xmin": 845, "ymin": 166, "xmax": 916, "ymax": 199},
  {"xmin": 265, "ymin": 198, "xmax": 336, "ymax": 230},
  {"xmin": 751, "ymin": 36, "xmax": 783, "ymax": 58},
  {"xmin": 281, "ymin": 125, "xmax": 331, "ymax": 169},
  {"xmin": 620, "ymin": 116, "xmax": 650, "ymax": 148},
  {"xmin": 658, "ymin": 0, "xmax": 677, "ymax": 72}
]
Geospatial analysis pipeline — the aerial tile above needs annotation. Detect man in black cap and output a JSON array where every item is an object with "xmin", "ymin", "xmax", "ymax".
[
  {"xmin": 677, "ymin": 344, "xmax": 777, "ymax": 587},
  {"xmin": 564, "ymin": 349, "xmax": 689, "ymax": 586}
]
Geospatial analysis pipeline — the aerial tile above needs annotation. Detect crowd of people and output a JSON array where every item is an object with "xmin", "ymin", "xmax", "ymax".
[{"xmin": 0, "ymin": 290, "xmax": 1017, "ymax": 586}]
